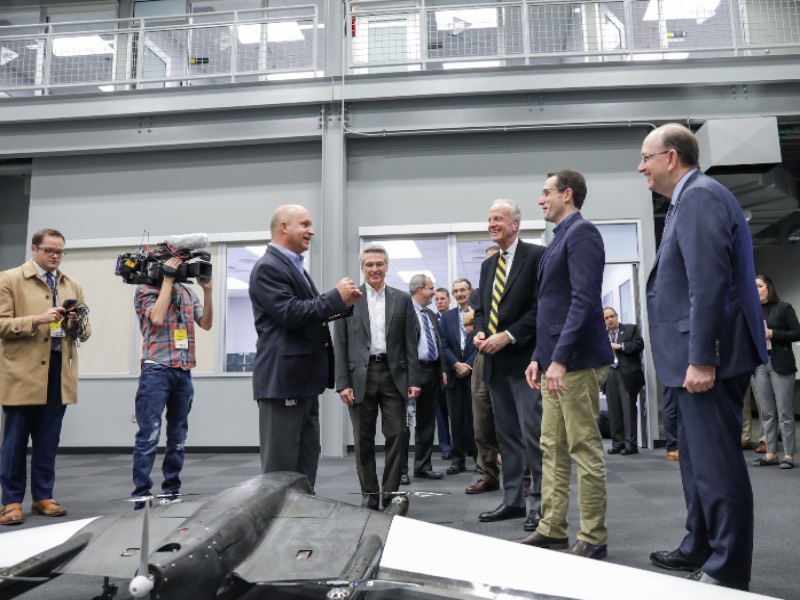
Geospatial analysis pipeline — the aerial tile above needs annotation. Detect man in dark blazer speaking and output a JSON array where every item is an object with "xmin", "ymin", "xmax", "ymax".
[
  {"xmin": 334, "ymin": 245, "xmax": 421, "ymax": 509},
  {"xmin": 640, "ymin": 124, "xmax": 767, "ymax": 591},
  {"xmin": 249, "ymin": 205, "xmax": 361, "ymax": 490},
  {"xmin": 473, "ymin": 199, "xmax": 545, "ymax": 531},
  {"xmin": 603, "ymin": 307, "xmax": 645, "ymax": 455}
]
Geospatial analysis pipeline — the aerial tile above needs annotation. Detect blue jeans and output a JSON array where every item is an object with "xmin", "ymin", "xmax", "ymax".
[{"xmin": 132, "ymin": 363, "xmax": 193, "ymax": 497}]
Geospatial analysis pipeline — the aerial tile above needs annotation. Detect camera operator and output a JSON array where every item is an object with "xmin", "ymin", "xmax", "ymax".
[
  {"xmin": 131, "ymin": 256, "xmax": 212, "ymax": 504},
  {"xmin": 1, "ymin": 228, "xmax": 91, "ymax": 526}
]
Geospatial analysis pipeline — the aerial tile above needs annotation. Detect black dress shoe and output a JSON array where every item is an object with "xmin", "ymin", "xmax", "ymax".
[
  {"xmin": 621, "ymin": 447, "xmax": 638, "ymax": 455},
  {"xmin": 465, "ymin": 479, "xmax": 500, "ymax": 494},
  {"xmin": 415, "ymin": 470, "xmax": 444, "ymax": 480},
  {"xmin": 441, "ymin": 451, "xmax": 452, "ymax": 460},
  {"xmin": 446, "ymin": 464, "xmax": 466, "ymax": 475},
  {"xmin": 567, "ymin": 540, "xmax": 607, "ymax": 559},
  {"xmin": 515, "ymin": 530, "xmax": 569, "ymax": 548},
  {"xmin": 650, "ymin": 549, "xmax": 703, "ymax": 572},
  {"xmin": 399, "ymin": 474, "xmax": 411, "ymax": 485},
  {"xmin": 523, "ymin": 509, "xmax": 542, "ymax": 531},
  {"xmin": 478, "ymin": 504, "xmax": 526, "ymax": 522},
  {"xmin": 607, "ymin": 447, "xmax": 622, "ymax": 455}
]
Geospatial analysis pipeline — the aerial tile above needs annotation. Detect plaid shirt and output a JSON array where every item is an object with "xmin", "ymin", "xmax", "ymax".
[{"xmin": 135, "ymin": 283, "xmax": 203, "ymax": 369}]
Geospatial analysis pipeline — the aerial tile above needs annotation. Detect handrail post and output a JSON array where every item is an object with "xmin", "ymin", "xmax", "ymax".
[
  {"xmin": 230, "ymin": 10, "xmax": 239, "ymax": 83},
  {"xmin": 522, "ymin": 0, "xmax": 531, "ymax": 65},
  {"xmin": 420, "ymin": 0, "xmax": 427, "ymax": 71},
  {"xmin": 135, "ymin": 17, "xmax": 145, "ymax": 89},
  {"xmin": 42, "ymin": 27, "xmax": 53, "ymax": 96},
  {"xmin": 623, "ymin": 0, "xmax": 636, "ymax": 61},
  {"xmin": 726, "ymin": 0, "xmax": 741, "ymax": 56}
]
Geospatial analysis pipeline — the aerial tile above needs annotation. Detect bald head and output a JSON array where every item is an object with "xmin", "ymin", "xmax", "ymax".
[
  {"xmin": 270, "ymin": 204, "xmax": 314, "ymax": 254},
  {"xmin": 645, "ymin": 124, "xmax": 699, "ymax": 169},
  {"xmin": 270, "ymin": 205, "xmax": 307, "ymax": 237}
]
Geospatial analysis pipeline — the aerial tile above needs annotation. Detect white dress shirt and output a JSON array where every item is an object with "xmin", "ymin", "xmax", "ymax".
[{"xmin": 366, "ymin": 284, "xmax": 387, "ymax": 355}]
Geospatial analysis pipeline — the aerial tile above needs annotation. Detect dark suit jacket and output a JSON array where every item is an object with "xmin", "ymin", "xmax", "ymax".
[
  {"xmin": 763, "ymin": 301, "xmax": 800, "ymax": 375},
  {"xmin": 532, "ymin": 213, "xmax": 613, "ymax": 371},
  {"xmin": 611, "ymin": 323, "xmax": 645, "ymax": 394},
  {"xmin": 249, "ymin": 245, "xmax": 347, "ymax": 400},
  {"xmin": 439, "ymin": 307, "xmax": 477, "ymax": 390},
  {"xmin": 334, "ymin": 284, "xmax": 420, "ymax": 404},
  {"xmin": 413, "ymin": 304, "xmax": 447, "ymax": 392},
  {"xmin": 646, "ymin": 171, "xmax": 768, "ymax": 387},
  {"xmin": 474, "ymin": 239, "xmax": 546, "ymax": 381}
]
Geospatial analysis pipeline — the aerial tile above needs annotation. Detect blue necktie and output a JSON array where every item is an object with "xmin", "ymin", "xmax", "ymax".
[
  {"xmin": 45, "ymin": 272, "xmax": 61, "ymax": 351},
  {"xmin": 459, "ymin": 310, "xmax": 468, "ymax": 351},
  {"xmin": 422, "ymin": 310, "xmax": 437, "ymax": 360},
  {"xmin": 663, "ymin": 202, "xmax": 676, "ymax": 231}
]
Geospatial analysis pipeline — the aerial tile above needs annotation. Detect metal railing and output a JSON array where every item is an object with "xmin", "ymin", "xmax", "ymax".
[
  {"xmin": 0, "ymin": 7, "xmax": 319, "ymax": 95},
  {"xmin": 347, "ymin": 0, "xmax": 800, "ymax": 70},
  {"xmin": 1, "ymin": 1, "xmax": 798, "ymax": 96}
]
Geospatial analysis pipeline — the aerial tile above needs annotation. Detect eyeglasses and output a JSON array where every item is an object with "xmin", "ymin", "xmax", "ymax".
[
  {"xmin": 541, "ymin": 188, "xmax": 565, "ymax": 196},
  {"xmin": 37, "ymin": 247, "xmax": 67, "ymax": 257},
  {"xmin": 640, "ymin": 150, "xmax": 671, "ymax": 164},
  {"xmin": 604, "ymin": 314, "xmax": 618, "ymax": 320}
]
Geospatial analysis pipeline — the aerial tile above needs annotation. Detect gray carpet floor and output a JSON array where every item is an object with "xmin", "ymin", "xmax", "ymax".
[{"xmin": 3, "ymin": 444, "xmax": 796, "ymax": 600}]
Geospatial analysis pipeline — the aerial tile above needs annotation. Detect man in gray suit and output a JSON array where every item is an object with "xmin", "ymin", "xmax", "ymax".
[{"xmin": 334, "ymin": 245, "xmax": 421, "ymax": 509}]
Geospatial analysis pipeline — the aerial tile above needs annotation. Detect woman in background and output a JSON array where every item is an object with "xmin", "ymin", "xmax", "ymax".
[{"xmin": 752, "ymin": 275, "xmax": 800, "ymax": 469}]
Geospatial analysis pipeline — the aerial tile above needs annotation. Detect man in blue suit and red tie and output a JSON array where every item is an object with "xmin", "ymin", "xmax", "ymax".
[{"xmin": 639, "ymin": 124, "xmax": 767, "ymax": 591}]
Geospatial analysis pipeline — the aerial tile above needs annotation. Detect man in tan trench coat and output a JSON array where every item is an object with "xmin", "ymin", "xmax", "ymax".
[{"xmin": 0, "ymin": 228, "xmax": 91, "ymax": 525}]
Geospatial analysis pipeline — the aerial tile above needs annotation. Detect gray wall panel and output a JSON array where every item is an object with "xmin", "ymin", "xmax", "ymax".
[
  {"xmin": 29, "ymin": 143, "xmax": 322, "ymax": 241},
  {"xmin": 0, "ymin": 175, "xmax": 29, "ymax": 271}
]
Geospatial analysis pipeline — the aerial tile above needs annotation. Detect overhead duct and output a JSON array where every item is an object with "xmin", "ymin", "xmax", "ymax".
[{"xmin": 696, "ymin": 117, "xmax": 797, "ymax": 241}]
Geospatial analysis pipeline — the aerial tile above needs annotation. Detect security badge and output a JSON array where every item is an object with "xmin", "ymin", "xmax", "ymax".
[
  {"xmin": 49, "ymin": 320, "xmax": 64, "ymax": 338},
  {"xmin": 174, "ymin": 329, "xmax": 189, "ymax": 349}
]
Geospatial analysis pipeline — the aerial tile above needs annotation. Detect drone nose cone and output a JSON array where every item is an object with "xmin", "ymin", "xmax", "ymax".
[
  {"xmin": 383, "ymin": 496, "xmax": 409, "ymax": 517},
  {"xmin": 129, "ymin": 574, "xmax": 154, "ymax": 598}
]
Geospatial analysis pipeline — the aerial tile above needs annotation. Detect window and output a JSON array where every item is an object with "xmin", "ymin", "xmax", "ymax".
[{"xmin": 224, "ymin": 243, "xmax": 265, "ymax": 372}]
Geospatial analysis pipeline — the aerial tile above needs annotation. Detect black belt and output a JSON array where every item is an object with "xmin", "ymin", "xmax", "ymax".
[
  {"xmin": 419, "ymin": 360, "xmax": 438, "ymax": 367},
  {"xmin": 369, "ymin": 353, "xmax": 387, "ymax": 362}
]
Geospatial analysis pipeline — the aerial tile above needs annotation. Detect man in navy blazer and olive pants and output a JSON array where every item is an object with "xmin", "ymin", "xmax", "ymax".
[
  {"xmin": 640, "ymin": 125, "xmax": 767, "ymax": 591},
  {"xmin": 250, "ymin": 205, "xmax": 361, "ymax": 489},
  {"xmin": 522, "ymin": 170, "xmax": 613, "ymax": 558}
]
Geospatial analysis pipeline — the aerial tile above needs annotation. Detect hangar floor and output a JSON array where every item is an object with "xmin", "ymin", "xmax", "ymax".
[{"xmin": 4, "ymin": 441, "xmax": 796, "ymax": 600}]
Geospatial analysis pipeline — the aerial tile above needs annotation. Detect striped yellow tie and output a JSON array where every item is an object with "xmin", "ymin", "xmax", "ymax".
[{"xmin": 488, "ymin": 252, "xmax": 508, "ymax": 334}]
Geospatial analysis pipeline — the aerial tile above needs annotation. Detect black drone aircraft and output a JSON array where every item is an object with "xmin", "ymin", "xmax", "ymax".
[{"xmin": 0, "ymin": 472, "xmax": 770, "ymax": 600}]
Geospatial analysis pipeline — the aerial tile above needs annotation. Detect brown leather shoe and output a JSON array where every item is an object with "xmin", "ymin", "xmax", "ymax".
[
  {"xmin": 567, "ymin": 540, "xmax": 608, "ymax": 560},
  {"xmin": 0, "ymin": 503, "xmax": 24, "ymax": 526},
  {"xmin": 465, "ymin": 479, "xmax": 500, "ymax": 494},
  {"xmin": 755, "ymin": 441, "xmax": 767, "ymax": 454},
  {"xmin": 741, "ymin": 441, "xmax": 753, "ymax": 450},
  {"xmin": 667, "ymin": 450, "xmax": 679, "ymax": 461},
  {"xmin": 31, "ymin": 499, "xmax": 68, "ymax": 517},
  {"xmin": 515, "ymin": 530, "xmax": 569, "ymax": 549}
]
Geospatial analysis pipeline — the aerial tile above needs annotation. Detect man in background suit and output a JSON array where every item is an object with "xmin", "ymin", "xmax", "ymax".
[
  {"xmin": 334, "ymin": 245, "xmax": 421, "ymax": 509},
  {"xmin": 640, "ymin": 124, "xmax": 767, "ymax": 591},
  {"xmin": 250, "ymin": 205, "xmax": 361, "ymax": 490},
  {"xmin": 465, "ymin": 246, "xmax": 502, "ymax": 494},
  {"xmin": 522, "ymin": 170, "xmax": 612, "ymax": 559},
  {"xmin": 473, "ymin": 200, "xmax": 545, "ymax": 531},
  {"xmin": 407, "ymin": 274, "xmax": 446, "ymax": 480},
  {"xmin": 433, "ymin": 287, "xmax": 453, "ymax": 461},
  {"xmin": 439, "ymin": 278, "xmax": 478, "ymax": 474},
  {"xmin": 603, "ymin": 307, "xmax": 645, "ymax": 456}
]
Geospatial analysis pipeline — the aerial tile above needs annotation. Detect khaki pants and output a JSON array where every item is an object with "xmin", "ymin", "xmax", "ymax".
[{"xmin": 538, "ymin": 366, "xmax": 608, "ymax": 546}]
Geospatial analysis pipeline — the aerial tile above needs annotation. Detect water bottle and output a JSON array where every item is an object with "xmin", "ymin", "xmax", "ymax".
[{"xmin": 406, "ymin": 400, "xmax": 416, "ymax": 428}]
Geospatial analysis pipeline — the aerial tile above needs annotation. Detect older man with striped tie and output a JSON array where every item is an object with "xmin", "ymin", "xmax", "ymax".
[{"xmin": 473, "ymin": 199, "xmax": 546, "ymax": 532}]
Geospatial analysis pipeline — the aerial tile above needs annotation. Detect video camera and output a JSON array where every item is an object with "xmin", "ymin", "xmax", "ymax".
[{"xmin": 115, "ymin": 233, "xmax": 212, "ymax": 286}]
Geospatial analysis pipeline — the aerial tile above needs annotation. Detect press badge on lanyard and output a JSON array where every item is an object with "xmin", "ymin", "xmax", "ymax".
[
  {"xmin": 49, "ymin": 320, "xmax": 64, "ymax": 338},
  {"xmin": 174, "ymin": 329, "xmax": 189, "ymax": 349}
]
